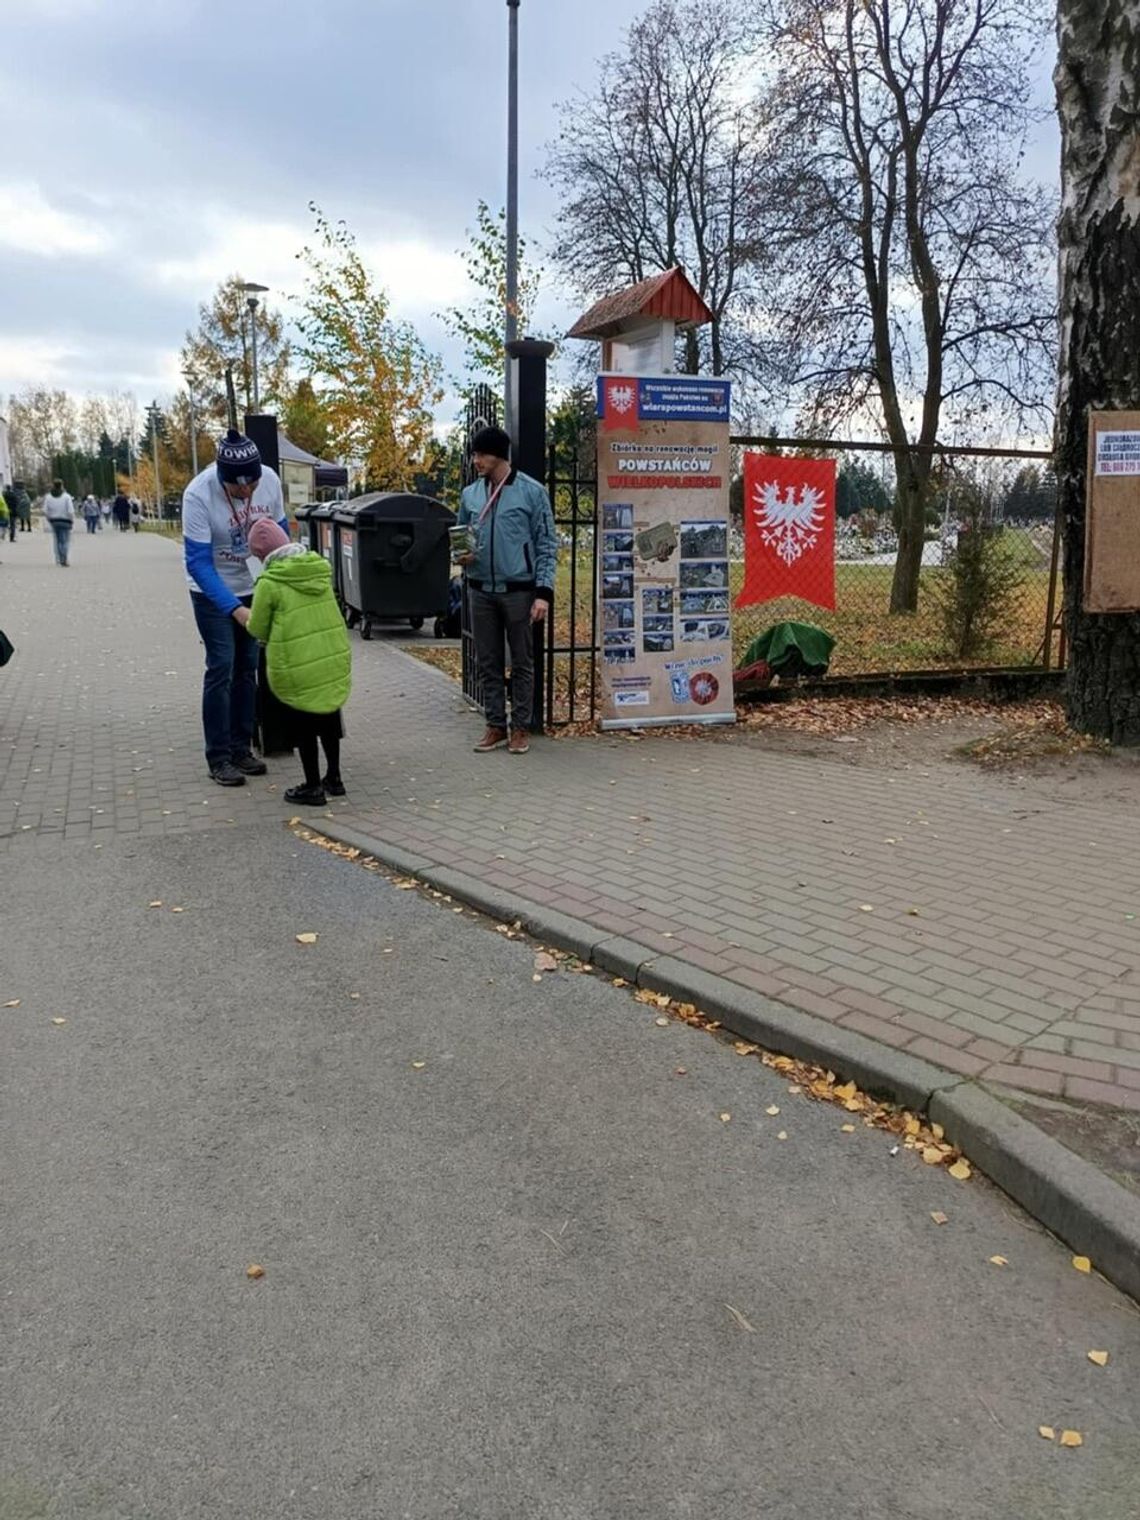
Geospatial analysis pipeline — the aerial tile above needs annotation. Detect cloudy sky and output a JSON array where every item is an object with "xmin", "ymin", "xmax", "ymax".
[{"xmin": 1, "ymin": 0, "xmax": 1058, "ymax": 421}]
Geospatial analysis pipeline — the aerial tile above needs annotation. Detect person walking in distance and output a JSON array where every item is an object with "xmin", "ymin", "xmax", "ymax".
[
  {"xmin": 43, "ymin": 479, "xmax": 75, "ymax": 566},
  {"xmin": 100, "ymin": 496, "xmax": 111, "ymax": 531},
  {"xmin": 82, "ymin": 493, "xmax": 101, "ymax": 534},
  {"xmin": 11, "ymin": 480, "xmax": 32, "ymax": 533},
  {"xmin": 182, "ymin": 429, "xmax": 289, "ymax": 787},
  {"xmin": 2, "ymin": 484, "xmax": 15, "ymax": 544},
  {"xmin": 455, "ymin": 426, "xmax": 556, "ymax": 754},
  {"xmin": 112, "ymin": 490, "xmax": 130, "ymax": 531},
  {"xmin": 129, "ymin": 498, "xmax": 142, "ymax": 532}
]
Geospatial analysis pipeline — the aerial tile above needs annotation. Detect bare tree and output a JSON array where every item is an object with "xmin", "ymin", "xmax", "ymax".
[
  {"xmin": 755, "ymin": 0, "xmax": 1056, "ymax": 611},
  {"xmin": 543, "ymin": 0, "xmax": 762, "ymax": 377},
  {"xmin": 7, "ymin": 388, "xmax": 79, "ymax": 485},
  {"xmin": 1056, "ymin": 0, "xmax": 1140, "ymax": 742}
]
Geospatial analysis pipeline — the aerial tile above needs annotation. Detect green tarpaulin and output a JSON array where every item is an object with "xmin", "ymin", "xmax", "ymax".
[{"xmin": 738, "ymin": 621, "xmax": 836, "ymax": 678}]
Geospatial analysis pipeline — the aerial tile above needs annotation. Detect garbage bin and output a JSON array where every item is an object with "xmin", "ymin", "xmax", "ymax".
[
  {"xmin": 293, "ymin": 503, "xmax": 319, "ymax": 554},
  {"xmin": 333, "ymin": 493, "xmax": 455, "ymax": 640},
  {"xmin": 293, "ymin": 502, "xmax": 344, "ymax": 608}
]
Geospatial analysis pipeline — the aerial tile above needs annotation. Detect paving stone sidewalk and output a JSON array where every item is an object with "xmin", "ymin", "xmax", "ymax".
[{"xmin": 3, "ymin": 528, "xmax": 1140, "ymax": 1110}]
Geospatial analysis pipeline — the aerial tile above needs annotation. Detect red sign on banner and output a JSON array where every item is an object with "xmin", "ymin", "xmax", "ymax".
[
  {"xmin": 737, "ymin": 454, "xmax": 837, "ymax": 611},
  {"xmin": 600, "ymin": 377, "xmax": 640, "ymax": 431}
]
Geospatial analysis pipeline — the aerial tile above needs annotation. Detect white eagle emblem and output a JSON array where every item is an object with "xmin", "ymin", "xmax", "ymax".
[
  {"xmin": 753, "ymin": 481, "xmax": 826, "ymax": 564},
  {"xmin": 608, "ymin": 384, "xmax": 636, "ymax": 415}
]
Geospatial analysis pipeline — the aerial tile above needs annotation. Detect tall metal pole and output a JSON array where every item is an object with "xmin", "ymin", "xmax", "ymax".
[
  {"xmin": 149, "ymin": 401, "xmax": 162, "ymax": 519},
  {"xmin": 248, "ymin": 297, "xmax": 261, "ymax": 413},
  {"xmin": 185, "ymin": 375, "xmax": 199, "ymax": 476},
  {"xmin": 504, "ymin": 0, "xmax": 520, "ymax": 440}
]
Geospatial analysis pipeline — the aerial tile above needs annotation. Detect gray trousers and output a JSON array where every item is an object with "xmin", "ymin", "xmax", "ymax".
[{"xmin": 469, "ymin": 587, "xmax": 535, "ymax": 730}]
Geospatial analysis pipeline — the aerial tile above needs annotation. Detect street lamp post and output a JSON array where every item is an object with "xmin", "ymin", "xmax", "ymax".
[
  {"xmin": 184, "ymin": 374, "xmax": 199, "ymax": 476},
  {"xmin": 147, "ymin": 401, "xmax": 162, "ymax": 520},
  {"xmin": 504, "ymin": 0, "xmax": 520, "ymax": 439},
  {"xmin": 242, "ymin": 282, "xmax": 270, "ymax": 414}
]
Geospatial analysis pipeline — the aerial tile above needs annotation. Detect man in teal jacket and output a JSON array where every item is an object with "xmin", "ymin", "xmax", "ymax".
[{"xmin": 456, "ymin": 425, "xmax": 556, "ymax": 755}]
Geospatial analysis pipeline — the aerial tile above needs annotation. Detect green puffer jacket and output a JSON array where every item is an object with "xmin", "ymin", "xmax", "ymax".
[{"xmin": 247, "ymin": 549, "xmax": 351, "ymax": 714}]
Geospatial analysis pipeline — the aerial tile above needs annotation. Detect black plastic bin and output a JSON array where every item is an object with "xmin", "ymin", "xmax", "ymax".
[
  {"xmin": 294, "ymin": 503, "xmax": 344, "ymax": 604},
  {"xmin": 333, "ymin": 493, "xmax": 455, "ymax": 640}
]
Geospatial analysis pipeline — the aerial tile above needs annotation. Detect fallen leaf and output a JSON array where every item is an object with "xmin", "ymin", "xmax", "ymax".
[
  {"xmin": 931, "ymin": 1123, "xmax": 945, "ymax": 1141},
  {"xmin": 411, "ymin": 1060, "xmax": 426, "ymax": 1070},
  {"xmin": 148, "ymin": 900, "xmax": 163, "ymax": 909},
  {"xmin": 948, "ymin": 1159, "xmax": 972, "ymax": 1181},
  {"xmin": 989, "ymin": 1255, "xmax": 1009, "ymax": 1267},
  {"xmin": 777, "ymin": 1130, "xmax": 788, "ymax": 1141},
  {"xmin": 859, "ymin": 904, "xmax": 875, "ymax": 912},
  {"xmin": 534, "ymin": 952, "xmax": 558, "ymax": 973},
  {"xmin": 724, "ymin": 1303, "xmax": 756, "ymax": 1333},
  {"xmin": 532, "ymin": 974, "xmax": 543, "ymax": 983},
  {"xmin": 904, "ymin": 1116, "xmax": 922, "ymax": 1136},
  {"xmin": 246, "ymin": 1264, "xmax": 265, "ymax": 1280},
  {"xmin": 51, "ymin": 1017, "xmax": 67, "ymax": 1025},
  {"xmin": 3, "ymin": 1000, "xmax": 20, "ymax": 1009},
  {"xmin": 922, "ymin": 1146, "xmax": 943, "ymax": 1165},
  {"xmin": 654, "ymin": 1016, "xmax": 670, "ymax": 1026},
  {"xmin": 766, "ymin": 1105, "xmax": 780, "ymax": 1116},
  {"xmin": 1038, "ymin": 1426, "xmax": 1055, "ymax": 1441},
  {"xmin": 348, "ymin": 993, "xmax": 361, "ymax": 1000},
  {"xmin": 1087, "ymin": 1350, "xmax": 1109, "ymax": 1367},
  {"xmin": 613, "ymin": 978, "xmax": 628, "ymax": 988},
  {"xmin": 733, "ymin": 1040, "xmax": 757, "ymax": 1055},
  {"xmin": 843, "ymin": 1097, "xmax": 864, "ymax": 1113},
  {"xmin": 1059, "ymin": 1430, "xmax": 1082, "ymax": 1448},
  {"xmin": 675, "ymin": 1067, "xmax": 687, "ymax": 1076},
  {"xmin": 295, "ymin": 932, "xmax": 318, "ymax": 945},
  {"xmin": 787, "ymin": 1084, "xmax": 802, "ymax": 1095},
  {"xmin": 170, "ymin": 907, "xmax": 185, "ymax": 914},
  {"xmin": 907, "ymin": 907, "xmax": 921, "ymax": 916},
  {"xmin": 382, "ymin": 948, "xmax": 394, "ymax": 955},
  {"xmin": 719, "ymin": 1112, "xmax": 732, "ymax": 1123},
  {"xmin": 1072, "ymin": 1255, "xmax": 1092, "ymax": 1274},
  {"xmin": 834, "ymin": 1080, "xmax": 857, "ymax": 1101},
  {"xmin": 930, "ymin": 1211, "xmax": 948, "ymax": 1225},
  {"xmin": 841, "ymin": 1124, "xmax": 857, "ymax": 1134}
]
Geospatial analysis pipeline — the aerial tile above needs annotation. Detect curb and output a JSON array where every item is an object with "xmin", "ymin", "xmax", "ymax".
[{"xmin": 312, "ymin": 818, "xmax": 1140, "ymax": 1305}]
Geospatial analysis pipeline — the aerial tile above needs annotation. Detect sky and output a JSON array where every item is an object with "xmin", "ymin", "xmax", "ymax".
[{"xmin": 0, "ymin": 0, "xmax": 1059, "ymax": 428}]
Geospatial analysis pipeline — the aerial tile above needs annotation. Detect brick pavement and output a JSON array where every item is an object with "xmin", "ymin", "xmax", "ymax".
[{"xmin": 4, "ymin": 526, "xmax": 1140, "ymax": 1108}]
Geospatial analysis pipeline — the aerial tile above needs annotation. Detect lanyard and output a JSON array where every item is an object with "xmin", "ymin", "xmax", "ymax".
[
  {"xmin": 478, "ymin": 474, "xmax": 509, "ymax": 524},
  {"xmin": 224, "ymin": 487, "xmax": 252, "ymax": 537}
]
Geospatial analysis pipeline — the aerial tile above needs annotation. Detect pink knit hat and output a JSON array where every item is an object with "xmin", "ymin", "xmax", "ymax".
[{"xmin": 247, "ymin": 518, "xmax": 290, "ymax": 560}]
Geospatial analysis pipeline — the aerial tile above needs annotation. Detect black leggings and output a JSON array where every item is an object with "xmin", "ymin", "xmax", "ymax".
[{"xmin": 289, "ymin": 708, "xmax": 343, "ymax": 788}]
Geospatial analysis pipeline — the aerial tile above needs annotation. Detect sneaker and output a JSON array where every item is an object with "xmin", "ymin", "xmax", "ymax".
[
  {"xmin": 285, "ymin": 783, "xmax": 327, "ymax": 807},
  {"xmin": 508, "ymin": 729, "xmax": 530, "ymax": 755},
  {"xmin": 474, "ymin": 725, "xmax": 509, "ymax": 753},
  {"xmin": 322, "ymin": 775, "xmax": 347, "ymax": 797},
  {"xmin": 233, "ymin": 752, "xmax": 268, "ymax": 776},
  {"xmin": 210, "ymin": 763, "xmax": 247, "ymax": 787}
]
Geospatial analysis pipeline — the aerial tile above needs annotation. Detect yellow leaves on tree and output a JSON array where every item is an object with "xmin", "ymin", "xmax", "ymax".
[{"xmin": 296, "ymin": 205, "xmax": 444, "ymax": 493}]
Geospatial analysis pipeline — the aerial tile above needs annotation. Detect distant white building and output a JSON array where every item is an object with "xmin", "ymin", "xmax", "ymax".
[{"xmin": 0, "ymin": 414, "xmax": 11, "ymax": 489}]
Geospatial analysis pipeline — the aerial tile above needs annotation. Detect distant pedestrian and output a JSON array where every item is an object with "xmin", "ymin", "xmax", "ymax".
[
  {"xmin": 182, "ymin": 429, "xmax": 288, "ymax": 787},
  {"xmin": 455, "ymin": 425, "xmax": 556, "ymax": 754},
  {"xmin": 247, "ymin": 518, "xmax": 351, "ymax": 806},
  {"xmin": 42, "ymin": 480, "xmax": 75, "ymax": 567},
  {"xmin": 11, "ymin": 480, "xmax": 32, "ymax": 533},
  {"xmin": 129, "ymin": 499, "xmax": 142, "ymax": 532},
  {"xmin": 112, "ymin": 491, "xmax": 130, "ymax": 531},
  {"xmin": 100, "ymin": 497, "xmax": 111, "ymax": 531},
  {"xmin": 0, "ymin": 491, "xmax": 9, "ymax": 549},
  {"xmin": 83, "ymin": 494, "xmax": 101, "ymax": 534},
  {"xmin": 2, "ymin": 485, "xmax": 13, "ymax": 544}
]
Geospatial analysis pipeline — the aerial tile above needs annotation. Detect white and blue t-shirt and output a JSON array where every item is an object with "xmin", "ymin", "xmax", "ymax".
[{"xmin": 182, "ymin": 463, "xmax": 287, "ymax": 614}]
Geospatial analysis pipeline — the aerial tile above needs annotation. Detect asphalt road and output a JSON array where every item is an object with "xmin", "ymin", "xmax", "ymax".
[{"xmin": 2, "ymin": 825, "xmax": 1139, "ymax": 1520}]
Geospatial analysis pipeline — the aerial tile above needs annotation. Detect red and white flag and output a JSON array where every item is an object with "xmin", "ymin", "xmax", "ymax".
[{"xmin": 737, "ymin": 454, "xmax": 836, "ymax": 611}]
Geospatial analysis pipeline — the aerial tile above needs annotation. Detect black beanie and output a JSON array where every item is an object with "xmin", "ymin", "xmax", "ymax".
[
  {"xmin": 470, "ymin": 425, "xmax": 511, "ymax": 461},
  {"xmin": 215, "ymin": 428, "xmax": 262, "ymax": 485}
]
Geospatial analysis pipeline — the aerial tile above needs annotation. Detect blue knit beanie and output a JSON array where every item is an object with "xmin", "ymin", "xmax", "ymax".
[{"xmin": 216, "ymin": 429, "xmax": 262, "ymax": 485}]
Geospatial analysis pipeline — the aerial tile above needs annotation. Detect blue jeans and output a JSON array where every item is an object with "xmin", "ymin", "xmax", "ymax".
[
  {"xmin": 191, "ymin": 593, "xmax": 259, "ymax": 770},
  {"xmin": 50, "ymin": 521, "xmax": 71, "ymax": 565}
]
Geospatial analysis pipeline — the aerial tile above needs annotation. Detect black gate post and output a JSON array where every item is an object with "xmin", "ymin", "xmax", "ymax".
[{"xmin": 507, "ymin": 338, "xmax": 555, "ymax": 732}]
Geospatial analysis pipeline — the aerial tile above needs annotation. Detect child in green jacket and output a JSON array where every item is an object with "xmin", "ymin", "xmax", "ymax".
[{"xmin": 247, "ymin": 519, "xmax": 352, "ymax": 806}]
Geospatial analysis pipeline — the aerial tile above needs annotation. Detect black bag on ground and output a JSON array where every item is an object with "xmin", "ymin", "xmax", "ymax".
[{"xmin": 0, "ymin": 630, "xmax": 14, "ymax": 668}]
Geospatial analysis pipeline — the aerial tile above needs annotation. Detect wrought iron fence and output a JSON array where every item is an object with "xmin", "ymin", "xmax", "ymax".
[{"xmin": 538, "ymin": 434, "xmax": 1062, "ymax": 728}]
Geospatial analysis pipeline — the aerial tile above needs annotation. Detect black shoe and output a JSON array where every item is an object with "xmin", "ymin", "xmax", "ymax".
[
  {"xmin": 322, "ymin": 775, "xmax": 346, "ymax": 797},
  {"xmin": 210, "ymin": 763, "xmax": 247, "ymax": 787},
  {"xmin": 285, "ymin": 783, "xmax": 327, "ymax": 807},
  {"xmin": 233, "ymin": 752, "xmax": 268, "ymax": 776}
]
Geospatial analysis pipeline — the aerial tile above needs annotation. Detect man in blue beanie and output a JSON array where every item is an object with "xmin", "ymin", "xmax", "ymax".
[{"xmin": 182, "ymin": 429, "xmax": 289, "ymax": 786}]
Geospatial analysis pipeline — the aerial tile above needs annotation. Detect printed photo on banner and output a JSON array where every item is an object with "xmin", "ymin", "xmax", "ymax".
[
  {"xmin": 642, "ymin": 587, "xmax": 673, "ymax": 615},
  {"xmin": 642, "ymin": 616, "xmax": 674, "ymax": 653},
  {"xmin": 679, "ymin": 560, "xmax": 729, "ymax": 590},
  {"xmin": 680, "ymin": 590, "xmax": 729, "ymax": 614},
  {"xmin": 681, "ymin": 617, "xmax": 730, "ymax": 643},
  {"xmin": 604, "ymin": 531, "xmax": 635, "ymax": 554},
  {"xmin": 603, "ymin": 601, "xmax": 635, "ymax": 631},
  {"xmin": 604, "ymin": 631, "xmax": 635, "ymax": 650},
  {"xmin": 680, "ymin": 521, "xmax": 728, "ymax": 560},
  {"xmin": 603, "ymin": 573, "xmax": 634, "ymax": 599},
  {"xmin": 602, "ymin": 552, "xmax": 633, "ymax": 574},
  {"xmin": 603, "ymin": 643, "xmax": 636, "ymax": 664},
  {"xmin": 603, "ymin": 504, "xmax": 634, "ymax": 530}
]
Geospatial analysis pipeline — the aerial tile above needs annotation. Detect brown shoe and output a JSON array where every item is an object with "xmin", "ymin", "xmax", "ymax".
[
  {"xmin": 508, "ymin": 729, "xmax": 530, "ymax": 755},
  {"xmin": 474, "ymin": 725, "xmax": 509, "ymax": 753}
]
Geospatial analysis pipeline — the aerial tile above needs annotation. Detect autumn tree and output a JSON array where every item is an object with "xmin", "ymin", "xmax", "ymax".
[
  {"xmin": 439, "ymin": 200, "xmax": 545, "ymax": 389},
  {"xmin": 296, "ymin": 206, "xmax": 444, "ymax": 491},
  {"xmin": 282, "ymin": 377, "xmax": 333, "ymax": 459},
  {"xmin": 7, "ymin": 388, "xmax": 78, "ymax": 485},
  {"xmin": 181, "ymin": 275, "xmax": 292, "ymax": 428},
  {"xmin": 1056, "ymin": 0, "xmax": 1140, "ymax": 742},
  {"xmin": 543, "ymin": 0, "xmax": 762, "ymax": 377},
  {"xmin": 755, "ymin": 0, "xmax": 1056, "ymax": 613}
]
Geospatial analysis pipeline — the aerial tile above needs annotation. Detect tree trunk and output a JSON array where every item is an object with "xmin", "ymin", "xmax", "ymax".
[
  {"xmin": 1057, "ymin": 0, "xmax": 1140, "ymax": 742},
  {"xmin": 889, "ymin": 464, "xmax": 932, "ymax": 614}
]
